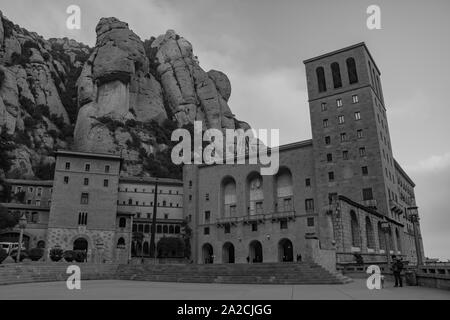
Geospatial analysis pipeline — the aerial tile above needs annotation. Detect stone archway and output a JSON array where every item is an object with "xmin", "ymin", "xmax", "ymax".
[
  {"xmin": 73, "ymin": 237, "xmax": 88, "ymax": 251},
  {"xmin": 249, "ymin": 240, "xmax": 263, "ymax": 263},
  {"xmin": 202, "ymin": 243, "xmax": 214, "ymax": 264},
  {"xmin": 278, "ymin": 238, "xmax": 294, "ymax": 262},
  {"xmin": 222, "ymin": 242, "xmax": 235, "ymax": 263}
]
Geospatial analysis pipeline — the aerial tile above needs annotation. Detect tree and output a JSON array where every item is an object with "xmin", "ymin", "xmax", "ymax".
[
  {"xmin": 132, "ymin": 232, "xmax": 144, "ymax": 260},
  {"xmin": 157, "ymin": 237, "xmax": 185, "ymax": 258},
  {"xmin": 0, "ymin": 205, "xmax": 19, "ymax": 231},
  {"xmin": 0, "ymin": 126, "xmax": 14, "ymax": 173}
]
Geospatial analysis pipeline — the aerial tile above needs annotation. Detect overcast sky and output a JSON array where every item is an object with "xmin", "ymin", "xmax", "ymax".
[{"xmin": 1, "ymin": 0, "xmax": 449, "ymax": 260}]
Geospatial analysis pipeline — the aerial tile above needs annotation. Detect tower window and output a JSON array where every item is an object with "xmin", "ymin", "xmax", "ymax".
[
  {"xmin": 307, "ymin": 217, "xmax": 315, "ymax": 227},
  {"xmin": 336, "ymin": 99, "xmax": 343, "ymax": 107},
  {"xmin": 65, "ymin": 162, "xmax": 70, "ymax": 170},
  {"xmin": 342, "ymin": 150, "xmax": 349, "ymax": 160},
  {"xmin": 104, "ymin": 179, "xmax": 109, "ymax": 187},
  {"xmin": 85, "ymin": 164, "xmax": 90, "ymax": 172},
  {"xmin": 305, "ymin": 178, "xmax": 311, "ymax": 187},
  {"xmin": 224, "ymin": 224, "xmax": 231, "ymax": 234},
  {"xmin": 316, "ymin": 67, "xmax": 327, "ymax": 93},
  {"xmin": 346, "ymin": 57, "xmax": 359, "ymax": 84},
  {"xmin": 338, "ymin": 115, "xmax": 345, "ymax": 124},
  {"xmin": 357, "ymin": 129, "xmax": 363, "ymax": 139},
  {"xmin": 352, "ymin": 95, "xmax": 359, "ymax": 103},
  {"xmin": 323, "ymin": 119, "xmax": 329, "ymax": 128},
  {"xmin": 325, "ymin": 136, "xmax": 331, "ymax": 145},
  {"xmin": 78, "ymin": 212, "xmax": 88, "ymax": 225},
  {"xmin": 363, "ymin": 188, "xmax": 374, "ymax": 201},
  {"xmin": 80, "ymin": 193, "xmax": 89, "ymax": 204},
  {"xmin": 321, "ymin": 103, "xmax": 327, "ymax": 111},
  {"xmin": 84, "ymin": 178, "xmax": 89, "ymax": 186},
  {"xmin": 251, "ymin": 223, "xmax": 258, "ymax": 232},
  {"xmin": 340, "ymin": 133, "xmax": 347, "ymax": 142},
  {"xmin": 362, "ymin": 166, "xmax": 369, "ymax": 176},
  {"xmin": 331, "ymin": 62, "xmax": 342, "ymax": 89},
  {"xmin": 326, "ymin": 153, "xmax": 333, "ymax": 162},
  {"xmin": 280, "ymin": 219, "xmax": 288, "ymax": 229},
  {"xmin": 204, "ymin": 227, "xmax": 210, "ymax": 235},
  {"xmin": 205, "ymin": 211, "xmax": 211, "ymax": 222},
  {"xmin": 359, "ymin": 147, "xmax": 366, "ymax": 157},
  {"xmin": 63, "ymin": 176, "xmax": 69, "ymax": 184},
  {"xmin": 328, "ymin": 172, "xmax": 335, "ymax": 182},
  {"xmin": 105, "ymin": 165, "xmax": 110, "ymax": 173},
  {"xmin": 355, "ymin": 112, "xmax": 361, "ymax": 120},
  {"xmin": 305, "ymin": 199, "xmax": 315, "ymax": 211}
]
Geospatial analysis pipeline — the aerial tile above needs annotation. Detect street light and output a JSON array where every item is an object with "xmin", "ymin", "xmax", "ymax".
[
  {"xmin": 380, "ymin": 221, "xmax": 391, "ymax": 270},
  {"xmin": 408, "ymin": 206, "xmax": 423, "ymax": 268},
  {"xmin": 16, "ymin": 213, "xmax": 27, "ymax": 263}
]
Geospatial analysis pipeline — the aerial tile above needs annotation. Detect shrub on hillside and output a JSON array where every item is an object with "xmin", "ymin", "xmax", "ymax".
[
  {"xmin": 28, "ymin": 248, "xmax": 44, "ymax": 261},
  {"xmin": 49, "ymin": 248, "xmax": 63, "ymax": 262}
]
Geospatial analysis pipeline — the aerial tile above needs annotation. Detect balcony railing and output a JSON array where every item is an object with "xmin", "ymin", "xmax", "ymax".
[{"xmin": 363, "ymin": 199, "xmax": 378, "ymax": 209}]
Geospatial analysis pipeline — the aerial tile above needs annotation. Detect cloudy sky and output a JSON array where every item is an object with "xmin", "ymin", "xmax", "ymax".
[{"xmin": 1, "ymin": 0, "xmax": 449, "ymax": 260}]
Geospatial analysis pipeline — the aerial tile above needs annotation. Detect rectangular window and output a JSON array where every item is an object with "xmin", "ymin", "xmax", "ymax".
[
  {"xmin": 105, "ymin": 165, "xmax": 110, "ymax": 173},
  {"xmin": 336, "ymin": 99, "xmax": 343, "ymax": 107},
  {"xmin": 80, "ymin": 193, "xmax": 89, "ymax": 204},
  {"xmin": 84, "ymin": 178, "xmax": 89, "ymax": 186},
  {"xmin": 78, "ymin": 212, "xmax": 87, "ymax": 226},
  {"xmin": 35, "ymin": 200, "xmax": 40, "ymax": 207},
  {"xmin": 342, "ymin": 150, "xmax": 349, "ymax": 160},
  {"xmin": 283, "ymin": 197, "xmax": 293, "ymax": 211},
  {"xmin": 305, "ymin": 199, "xmax": 314, "ymax": 211},
  {"xmin": 325, "ymin": 136, "xmax": 331, "ymax": 145},
  {"xmin": 328, "ymin": 172, "xmax": 335, "ymax": 182},
  {"xmin": 305, "ymin": 178, "xmax": 311, "ymax": 187},
  {"xmin": 29, "ymin": 187, "xmax": 34, "ymax": 193},
  {"xmin": 251, "ymin": 223, "xmax": 258, "ymax": 232},
  {"xmin": 340, "ymin": 132, "xmax": 347, "ymax": 142},
  {"xmin": 357, "ymin": 129, "xmax": 363, "ymax": 139},
  {"xmin": 352, "ymin": 95, "xmax": 359, "ymax": 103},
  {"xmin": 359, "ymin": 147, "xmax": 366, "ymax": 157},
  {"xmin": 280, "ymin": 219, "xmax": 288, "ymax": 229},
  {"xmin": 65, "ymin": 162, "xmax": 70, "ymax": 170},
  {"xmin": 323, "ymin": 119, "xmax": 329, "ymax": 128},
  {"xmin": 338, "ymin": 115, "xmax": 345, "ymax": 124},
  {"xmin": 326, "ymin": 153, "xmax": 333, "ymax": 162},
  {"xmin": 205, "ymin": 193, "xmax": 210, "ymax": 201},
  {"xmin": 204, "ymin": 227, "xmax": 210, "ymax": 235},
  {"xmin": 230, "ymin": 205, "xmax": 236, "ymax": 216},
  {"xmin": 103, "ymin": 179, "xmax": 109, "ymax": 187},
  {"xmin": 328, "ymin": 193, "xmax": 338, "ymax": 204},
  {"xmin": 205, "ymin": 211, "xmax": 211, "ymax": 222},
  {"xmin": 189, "ymin": 195, "xmax": 192, "ymax": 201},
  {"xmin": 321, "ymin": 103, "xmax": 327, "ymax": 111},
  {"xmin": 85, "ymin": 164, "xmax": 90, "ymax": 172},
  {"xmin": 255, "ymin": 201, "xmax": 263, "ymax": 214},
  {"xmin": 362, "ymin": 166, "xmax": 369, "ymax": 176},
  {"xmin": 363, "ymin": 188, "xmax": 374, "ymax": 201},
  {"xmin": 63, "ymin": 176, "xmax": 69, "ymax": 184},
  {"xmin": 307, "ymin": 217, "xmax": 315, "ymax": 227},
  {"xmin": 224, "ymin": 224, "xmax": 231, "ymax": 234},
  {"xmin": 355, "ymin": 112, "xmax": 361, "ymax": 120}
]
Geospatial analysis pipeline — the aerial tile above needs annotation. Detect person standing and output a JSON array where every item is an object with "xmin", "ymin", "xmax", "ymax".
[{"xmin": 391, "ymin": 255, "xmax": 404, "ymax": 287}]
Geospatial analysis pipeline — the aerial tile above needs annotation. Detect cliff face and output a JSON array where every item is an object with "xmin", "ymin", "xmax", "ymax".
[{"xmin": 0, "ymin": 14, "xmax": 249, "ymax": 179}]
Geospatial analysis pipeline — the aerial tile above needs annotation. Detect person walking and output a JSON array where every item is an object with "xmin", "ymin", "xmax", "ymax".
[{"xmin": 391, "ymin": 255, "xmax": 404, "ymax": 287}]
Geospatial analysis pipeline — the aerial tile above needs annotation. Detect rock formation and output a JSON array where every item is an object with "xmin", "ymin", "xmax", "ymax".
[{"xmin": 0, "ymin": 13, "xmax": 249, "ymax": 180}]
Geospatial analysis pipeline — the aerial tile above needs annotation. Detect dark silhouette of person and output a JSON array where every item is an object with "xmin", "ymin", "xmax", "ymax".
[
  {"xmin": 296, "ymin": 254, "xmax": 302, "ymax": 262},
  {"xmin": 391, "ymin": 255, "xmax": 404, "ymax": 287},
  {"xmin": 246, "ymin": 256, "xmax": 250, "ymax": 263}
]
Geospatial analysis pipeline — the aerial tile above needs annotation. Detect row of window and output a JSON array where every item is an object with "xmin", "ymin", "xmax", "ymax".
[
  {"xmin": 316, "ymin": 58, "xmax": 359, "ymax": 93},
  {"xmin": 320, "ymin": 95, "xmax": 359, "ymax": 112},
  {"xmin": 119, "ymin": 199, "xmax": 180, "ymax": 208},
  {"xmin": 64, "ymin": 176, "xmax": 109, "ymax": 187},
  {"xmin": 132, "ymin": 223, "xmax": 181, "ymax": 234},
  {"xmin": 322, "ymin": 112, "xmax": 361, "ymax": 128},
  {"xmin": 65, "ymin": 162, "xmax": 111, "ymax": 173},
  {"xmin": 120, "ymin": 188, "xmax": 181, "ymax": 195}
]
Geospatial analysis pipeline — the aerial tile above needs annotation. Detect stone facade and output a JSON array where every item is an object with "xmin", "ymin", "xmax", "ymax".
[{"xmin": 183, "ymin": 43, "xmax": 424, "ymax": 268}]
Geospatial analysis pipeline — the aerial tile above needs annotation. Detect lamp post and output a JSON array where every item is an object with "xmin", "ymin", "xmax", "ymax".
[
  {"xmin": 16, "ymin": 213, "xmax": 27, "ymax": 263},
  {"xmin": 408, "ymin": 206, "xmax": 423, "ymax": 268},
  {"xmin": 381, "ymin": 221, "xmax": 391, "ymax": 270}
]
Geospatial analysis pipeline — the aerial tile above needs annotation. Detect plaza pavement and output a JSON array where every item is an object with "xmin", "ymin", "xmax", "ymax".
[{"xmin": 0, "ymin": 279, "xmax": 449, "ymax": 300}]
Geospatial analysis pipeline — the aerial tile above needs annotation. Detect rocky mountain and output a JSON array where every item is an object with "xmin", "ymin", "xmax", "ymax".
[{"xmin": 0, "ymin": 13, "xmax": 249, "ymax": 181}]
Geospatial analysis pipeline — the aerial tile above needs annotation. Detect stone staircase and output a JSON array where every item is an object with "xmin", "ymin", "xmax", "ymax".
[{"xmin": 116, "ymin": 262, "xmax": 352, "ymax": 284}]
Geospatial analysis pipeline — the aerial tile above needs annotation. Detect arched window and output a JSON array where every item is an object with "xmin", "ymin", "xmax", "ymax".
[
  {"xmin": 247, "ymin": 172, "xmax": 264, "ymax": 215},
  {"xmin": 117, "ymin": 237, "xmax": 125, "ymax": 247},
  {"xmin": 316, "ymin": 67, "xmax": 327, "ymax": 93},
  {"xmin": 169, "ymin": 225, "xmax": 174, "ymax": 234},
  {"xmin": 222, "ymin": 177, "xmax": 237, "ymax": 217},
  {"xmin": 365, "ymin": 217, "xmax": 375, "ymax": 249},
  {"xmin": 119, "ymin": 217, "xmax": 126, "ymax": 228},
  {"xmin": 163, "ymin": 225, "xmax": 168, "ymax": 233},
  {"xmin": 156, "ymin": 225, "xmax": 162, "ymax": 233},
  {"xmin": 276, "ymin": 167, "xmax": 293, "ymax": 212},
  {"xmin": 346, "ymin": 57, "xmax": 358, "ymax": 84},
  {"xmin": 331, "ymin": 62, "xmax": 342, "ymax": 89},
  {"xmin": 350, "ymin": 211, "xmax": 360, "ymax": 247},
  {"xmin": 377, "ymin": 222, "xmax": 386, "ymax": 251}
]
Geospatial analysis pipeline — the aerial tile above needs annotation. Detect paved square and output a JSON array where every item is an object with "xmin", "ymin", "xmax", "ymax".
[{"xmin": 0, "ymin": 279, "xmax": 449, "ymax": 300}]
